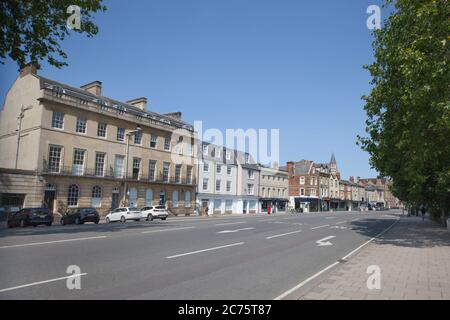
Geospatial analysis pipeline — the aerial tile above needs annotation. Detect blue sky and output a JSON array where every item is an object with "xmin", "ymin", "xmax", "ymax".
[{"xmin": 0, "ymin": 0, "xmax": 385, "ymax": 179}]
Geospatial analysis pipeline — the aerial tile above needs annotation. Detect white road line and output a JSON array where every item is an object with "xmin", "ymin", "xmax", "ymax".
[
  {"xmin": 216, "ymin": 227, "xmax": 254, "ymax": 234},
  {"xmin": 351, "ymin": 218, "xmax": 359, "ymax": 221},
  {"xmin": 336, "ymin": 221, "xmax": 347, "ymax": 225},
  {"xmin": 141, "ymin": 226, "xmax": 195, "ymax": 234},
  {"xmin": 325, "ymin": 217, "xmax": 337, "ymax": 219},
  {"xmin": 166, "ymin": 242, "xmax": 245, "ymax": 259},
  {"xmin": 274, "ymin": 218, "xmax": 400, "ymax": 300},
  {"xmin": 274, "ymin": 262, "xmax": 339, "ymax": 300},
  {"xmin": 266, "ymin": 230, "xmax": 302, "ymax": 240},
  {"xmin": 0, "ymin": 236, "xmax": 107, "ymax": 249},
  {"xmin": 0, "ymin": 273, "xmax": 87, "ymax": 293},
  {"xmin": 310, "ymin": 224, "xmax": 329, "ymax": 230},
  {"xmin": 215, "ymin": 221, "xmax": 248, "ymax": 226}
]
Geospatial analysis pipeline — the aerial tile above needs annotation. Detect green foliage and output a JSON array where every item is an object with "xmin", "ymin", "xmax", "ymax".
[
  {"xmin": 358, "ymin": 0, "xmax": 450, "ymax": 218},
  {"xmin": 0, "ymin": 0, "xmax": 106, "ymax": 69}
]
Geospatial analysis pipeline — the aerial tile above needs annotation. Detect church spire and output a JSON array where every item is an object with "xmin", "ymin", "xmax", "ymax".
[{"xmin": 330, "ymin": 152, "xmax": 336, "ymax": 165}]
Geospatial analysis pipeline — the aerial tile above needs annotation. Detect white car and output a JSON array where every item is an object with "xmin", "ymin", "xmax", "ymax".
[
  {"xmin": 105, "ymin": 207, "xmax": 142, "ymax": 223},
  {"xmin": 141, "ymin": 206, "xmax": 169, "ymax": 221}
]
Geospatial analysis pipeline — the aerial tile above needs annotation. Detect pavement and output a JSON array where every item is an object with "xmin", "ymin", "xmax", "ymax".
[
  {"xmin": 1, "ymin": 209, "xmax": 446, "ymax": 300},
  {"xmin": 298, "ymin": 215, "xmax": 450, "ymax": 300}
]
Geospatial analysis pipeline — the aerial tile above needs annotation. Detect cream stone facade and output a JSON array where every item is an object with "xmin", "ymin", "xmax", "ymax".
[
  {"xmin": 0, "ymin": 65, "xmax": 197, "ymax": 216},
  {"xmin": 258, "ymin": 165, "xmax": 289, "ymax": 213}
]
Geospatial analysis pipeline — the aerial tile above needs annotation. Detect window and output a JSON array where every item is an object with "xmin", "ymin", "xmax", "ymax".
[
  {"xmin": 164, "ymin": 137, "xmax": 171, "ymax": 151},
  {"xmin": 211, "ymin": 148, "xmax": 215, "ymax": 157},
  {"xmin": 226, "ymin": 181, "xmax": 232, "ymax": 192},
  {"xmin": 216, "ymin": 180, "xmax": 221, "ymax": 192},
  {"xmin": 225, "ymin": 200, "xmax": 233, "ymax": 211},
  {"xmin": 145, "ymin": 189, "xmax": 153, "ymax": 207},
  {"xmin": 129, "ymin": 188, "xmax": 137, "ymax": 207},
  {"xmin": 172, "ymin": 191, "xmax": 179, "ymax": 208},
  {"xmin": 72, "ymin": 149, "xmax": 85, "ymax": 176},
  {"xmin": 48, "ymin": 146, "xmax": 62, "ymax": 173},
  {"xmin": 97, "ymin": 123, "xmax": 107, "ymax": 138},
  {"xmin": 163, "ymin": 162, "xmax": 170, "ymax": 182},
  {"xmin": 187, "ymin": 143, "xmax": 193, "ymax": 156},
  {"xmin": 203, "ymin": 144, "xmax": 208, "ymax": 155},
  {"xmin": 91, "ymin": 186, "xmax": 102, "ymax": 208},
  {"xmin": 202, "ymin": 178, "xmax": 209, "ymax": 191},
  {"xmin": 216, "ymin": 164, "xmax": 222, "ymax": 174},
  {"xmin": 114, "ymin": 155, "xmax": 125, "ymax": 178},
  {"xmin": 51, "ymin": 111, "xmax": 64, "ymax": 129},
  {"xmin": 245, "ymin": 153, "xmax": 250, "ymax": 164},
  {"xmin": 185, "ymin": 191, "xmax": 191, "ymax": 207},
  {"xmin": 117, "ymin": 128, "xmax": 125, "ymax": 141},
  {"xmin": 148, "ymin": 160, "xmax": 156, "ymax": 181},
  {"xmin": 134, "ymin": 131, "xmax": 142, "ymax": 145},
  {"xmin": 310, "ymin": 188, "xmax": 317, "ymax": 196},
  {"xmin": 175, "ymin": 143, "xmax": 182, "ymax": 155},
  {"xmin": 226, "ymin": 150, "xmax": 231, "ymax": 160},
  {"xmin": 247, "ymin": 184, "xmax": 254, "ymax": 195},
  {"xmin": 76, "ymin": 118, "xmax": 86, "ymax": 133},
  {"xmin": 132, "ymin": 158, "xmax": 141, "ymax": 179},
  {"xmin": 216, "ymin": 148, "xmax": 221, "ymax": 158},
  {"xmin": 67, "ymin": 184, "xmax": 79, "ymax": 207},
  {"xmin": 227, "ymin": 166, "xmax": 232, "ymax": 175},
  {"xmin": 214, "ymin": 199, "xmax": 222, "ymax": 213},
  {"xmin": 300, "ymin": 188, "xmax": 305, "ymax": 196},
  {"xmin": 203, "ymin": 162, "xmax": 209, "ymax": 172},
  {"xmin": 249, "ymin": 200, "xmax": 256, "ymax": 212},
  {"xmin": 262, "ymin": 188, "xmax": 265, "ymax": 197},
  {"xmin": 95, "ymin": 153, "xmax": 105, "ymax": 177},
  {"xmin": 175, "ymin": 165, "xmax": 182, "ymax": 183},
  {"xmin": 150, "ymin": 134, "xmax": 157, "ymax": 148},
  {"xmin": 300, "ymin": 176, "xmax": 305, "ymax": 185},
  {"xmin": 248, "ymin": 170, "xmax": 255, "ymax": 179},
  {"xmin": 186, "ymin": 166, "xmax": 193, "ymax": 184}
]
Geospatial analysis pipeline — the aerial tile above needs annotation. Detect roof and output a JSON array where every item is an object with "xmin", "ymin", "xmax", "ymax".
[{"xmin": 39, "ymin": 76, "xmax": 194, "ymax": 131}]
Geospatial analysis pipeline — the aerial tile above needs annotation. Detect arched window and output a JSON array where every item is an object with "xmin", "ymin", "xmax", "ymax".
[
  {"xmin": 145, "ymin": 189, "xmax": 153, "ymax": 207},
  {"xmin": 67, "ymin": 184, "xmax": 79, "ymax": 207},
  {"xmin": 185, "ymin": 191, "xmax": 191, "ymax": 207},
  {"xmin": 91, "ymin": 186, "xmax": 102, "ymax": 208},
  {"xmin": 129, "ymin": 188, "xmax": 138, "ymax": 207},
  {"xmin": 172, "ymin": 190, "xmax": 179, "ymax": 208}
]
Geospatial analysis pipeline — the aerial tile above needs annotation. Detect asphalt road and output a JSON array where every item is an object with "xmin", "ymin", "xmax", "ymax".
[{"xmin": 0, "ymin": 210, "xmax": 400, "ymax": 299}]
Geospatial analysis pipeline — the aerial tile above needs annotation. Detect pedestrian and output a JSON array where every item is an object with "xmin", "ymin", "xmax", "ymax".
[
  {"xmin": 421, "ymin": 205, "xmax": 426, "ymax": 221},
  {"xmin": 267, "ymin": 205, "xmax": 271, "ymax": 215},
  {"xmin": 205, "ymin": 206, "xmax": 209, "ymax": 216}
]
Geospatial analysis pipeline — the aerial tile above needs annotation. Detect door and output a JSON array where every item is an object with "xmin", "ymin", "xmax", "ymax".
[
  {"xmin": 43, "ymin": 190, "xmax": 56, "ymax": 212},
  {"xmin": 111, "ymin": 192, "xmax": 119, "ymax": 210},
  {"xmin": 201, "ymin": 200, "xmax": 209, "ymax": 215},
  {"xmin": 159, "ymin": 191, "xmax": 166, "ymax": 206},
  {"xmin": 243, "ymin": 201, "xmax": 248, "ymax": 214}
]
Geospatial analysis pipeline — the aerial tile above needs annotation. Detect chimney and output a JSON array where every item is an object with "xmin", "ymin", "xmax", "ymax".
[
  {"xmin": 20, "ymin": 63, "xmax": 39, "ymax": 78},
  {"xmin": 272, "ymin": 161, "xmax": 279, "ymax": 170},
  {"xmin": 81, "ymin": 81, "xmax": 102, "ymax": 96},
  {"xmin": 164, "ymin": 112, "xmax": 182, "ymax": 120},
  {"xmin": 349, "ymin": 176, "xmax": 354, "ymax": 182},
  {"xmin": 286, "ymin": 161, "xmax": 294, "ymax": 175},
  {"xmin": 126, "ymin": 97, "xmax": 147, "ymax": 111}
]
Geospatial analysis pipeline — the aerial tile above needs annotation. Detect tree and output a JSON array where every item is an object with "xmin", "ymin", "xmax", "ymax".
[
  {"xmin": 0, "ymin": 0, "xmax": 106, "ymax": 69},
  {"xmin": 358, "ymin": 0, "xmax": 450, "ymax": 220}
]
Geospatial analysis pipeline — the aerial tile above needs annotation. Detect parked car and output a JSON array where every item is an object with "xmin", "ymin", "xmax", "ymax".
[
  {"xmin": 60, "ymin": 207, "xmax": 100, "ymax": 225},
  {"xmin": 141, "ymin": 205, "xmax": 169, "ymax": 221},
  {"xmin": 105, "ymin": 207, "xmax": 142, "ymax": 223},
  {"xmin": 7, "ymin": 207, "xmax": 53, "ymax": 228}
]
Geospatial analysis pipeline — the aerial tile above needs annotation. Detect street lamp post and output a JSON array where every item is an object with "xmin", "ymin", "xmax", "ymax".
[
  {"xmin": 122, "ymin": 126, "xmax": 141, "ymax": 206},
  {"xmin": 15, "ymin": 105, "xmax": 33, "ymax": 169}
]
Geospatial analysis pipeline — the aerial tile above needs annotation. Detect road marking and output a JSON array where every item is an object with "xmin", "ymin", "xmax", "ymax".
[
  {"xmin": 330, "ymin": 226, "xmax": 347, "ymax": 229},
  {"xmin": 266, "ymin": 230, "xmax": 302, "ymax": 240},
  {"xmin": 216, "ymin": 227, "xmax": 254, "ymax": 234},
  {"xmin": 0, "ymin": 236, "xmax": 107, "ymax": 249},
  {"xmin": 336, "ymin": 221, "xmax": 347, "ymax": 225},
  {"xmin": 316, "ymin": 236, "xmax": 335, "ymax": 246},
  {"xmin": 351, "ymin": 218, "xmax": 359, "ymax": 221},
  {"xmin": 166, "ymin": 242, "xmax": 245, "ymax": 259},
  {"xmin": 311, "ymin": 224, "xmax": 329, "ymax": 230},
  {"xmin": 141, "ymin": 226, "xmax": 195, "ymax": 234},
  {"xmin": 325, "ymin": 217, "xmax": 337, "ymax": 219},
  {"xmin": 215, "ymin": 221, "xmax": 247, "ymax": 226},
  {"xmin": 0, "ymin": 273, "xmax": 87, "ymax": 293},
  {"xmin": 274, "ymin": 218, "xmax": 399, "ymax": 300}
]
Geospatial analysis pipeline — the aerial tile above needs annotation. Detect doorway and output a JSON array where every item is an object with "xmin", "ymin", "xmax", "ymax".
[
  {"xmin": 43, "ymin": 184, "xmax": 56, "ymax": 212},
  {"xmin": 201, "ymin": 199, "xmax": 209, "ymax": 215},
  {"xmin": 243, "ymin": 200, "xmax": 248, "ymax": 214}
]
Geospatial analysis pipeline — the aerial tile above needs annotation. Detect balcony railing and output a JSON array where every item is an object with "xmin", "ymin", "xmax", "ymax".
[{"xmin": 41, "ymin": 163, "xmax": 196, "ymax": 186}]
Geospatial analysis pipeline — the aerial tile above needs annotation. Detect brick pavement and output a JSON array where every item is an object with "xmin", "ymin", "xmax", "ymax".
[{"xmin": 299, "ymin": 215, "xmax": 450, "ymax": 300}]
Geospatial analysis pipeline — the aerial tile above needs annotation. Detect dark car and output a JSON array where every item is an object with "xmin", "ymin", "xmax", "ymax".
[
  {"xmin": 60, "ymin": 207, "xmax": 100, "ymax": 225},
  {"xmin": 7, "ymin": 208, "xmax": 53, "ymax": 228}
]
